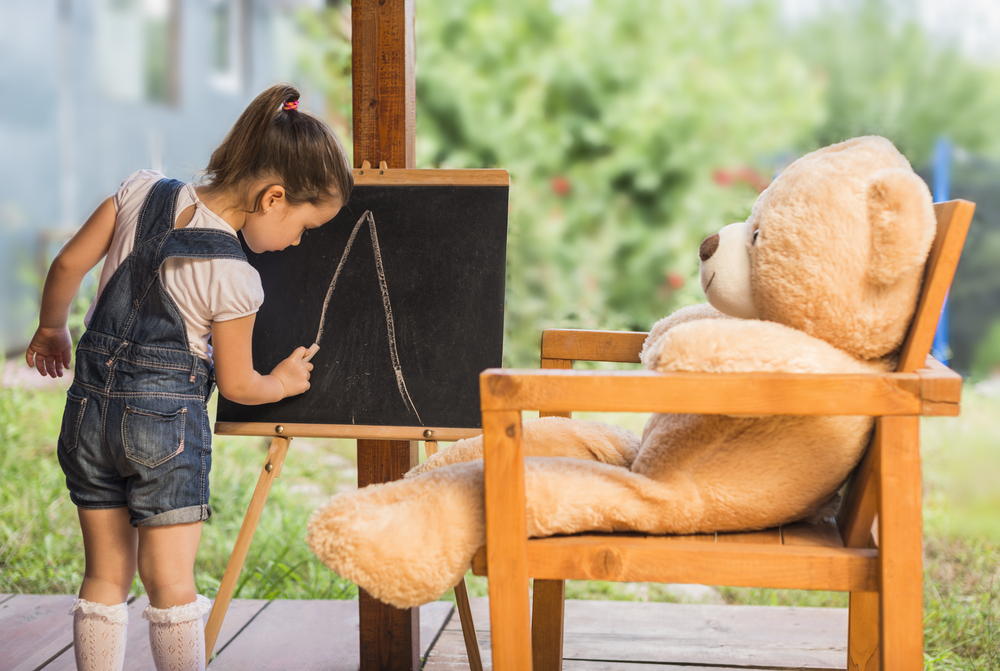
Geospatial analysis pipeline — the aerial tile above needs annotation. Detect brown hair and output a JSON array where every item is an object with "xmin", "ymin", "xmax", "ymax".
[{"xmin": 201, "ymin": 83, "xmax": 353, "ymax": 213}]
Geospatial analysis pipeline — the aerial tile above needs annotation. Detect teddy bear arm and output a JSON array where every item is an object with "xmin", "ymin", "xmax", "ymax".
[{"xmin": 641, "ymin": 304, "xmax": 731, "ymax": 369}]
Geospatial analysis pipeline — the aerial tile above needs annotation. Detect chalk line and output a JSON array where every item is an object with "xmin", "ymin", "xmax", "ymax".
[{"xmin": 313, "ymin": 210, "xmax": 421, "ymax": 423}]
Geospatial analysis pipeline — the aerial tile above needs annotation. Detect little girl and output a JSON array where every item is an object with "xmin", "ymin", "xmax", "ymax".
[{"xmin": 25, "ymin": 84, "xmax": 352, "ymax": 671}]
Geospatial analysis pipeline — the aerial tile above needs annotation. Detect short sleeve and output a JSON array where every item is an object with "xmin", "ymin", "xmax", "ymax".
[
  {"xmin": 210, "ymin": 260, "xmax": 265, "ymax": 322},
  {"xmin": 113, "ymin": 169, "xmax": 165, "ymax": 212}
]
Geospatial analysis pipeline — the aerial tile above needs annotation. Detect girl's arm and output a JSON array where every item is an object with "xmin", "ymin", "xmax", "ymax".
[
  {"xmin": 211, "ymin": 314, "xmax": 313, "ymax": 405},
  {"xmin": 26, "ymin": 197, "xmax": 118, "ymax": 377}
]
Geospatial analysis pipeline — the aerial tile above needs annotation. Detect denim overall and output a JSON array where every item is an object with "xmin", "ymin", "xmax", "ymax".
[{"xmin": 58, "ymin": 178, "xmax": 248, "ymax": 527}]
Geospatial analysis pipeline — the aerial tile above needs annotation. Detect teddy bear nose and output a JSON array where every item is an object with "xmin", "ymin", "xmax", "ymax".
[{"xmin": 699, "ymin": 233, "xmax": 720, "ymax": 262}]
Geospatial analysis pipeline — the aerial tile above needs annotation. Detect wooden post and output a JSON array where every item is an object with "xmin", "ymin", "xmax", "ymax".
[{"xmin": 353, "ymin": 1, "xmax": 418, "ymax": 669}]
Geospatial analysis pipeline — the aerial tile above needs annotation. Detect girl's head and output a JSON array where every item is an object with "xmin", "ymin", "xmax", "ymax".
[{"xmin": 202, "ymin": 83, "xmax": 353, "ymax": 252}]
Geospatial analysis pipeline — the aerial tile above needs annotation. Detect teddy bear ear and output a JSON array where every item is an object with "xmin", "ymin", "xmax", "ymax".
[{"xmin": 866, "ymin": 168, "xmax": 936, "ymax": 287}]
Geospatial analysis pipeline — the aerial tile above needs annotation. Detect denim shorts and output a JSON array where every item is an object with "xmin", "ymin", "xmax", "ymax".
[{"xmin": 57, "ymin": 383, "xmax": 213, "ymax": 527}]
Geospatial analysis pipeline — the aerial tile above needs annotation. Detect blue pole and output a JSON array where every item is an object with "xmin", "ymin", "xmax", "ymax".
[{"xmin": 931, "ymin": 137, "xmax": 950, "ymax": 363}]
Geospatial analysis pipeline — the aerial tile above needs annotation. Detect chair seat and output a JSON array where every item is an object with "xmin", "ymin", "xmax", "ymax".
[{"xmin": 472, "ymin": 521, "xmax": 877, "ymax": 592}]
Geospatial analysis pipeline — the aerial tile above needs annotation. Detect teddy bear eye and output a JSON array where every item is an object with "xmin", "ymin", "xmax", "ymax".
[{"xmin": 753, "ymin": 230, "xmax": 760, "ymax": 244}]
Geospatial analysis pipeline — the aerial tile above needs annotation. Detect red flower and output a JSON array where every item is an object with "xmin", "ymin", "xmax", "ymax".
[{"xmin": 551, "ymin": 176, "xmax": 572, "ymax": 196}]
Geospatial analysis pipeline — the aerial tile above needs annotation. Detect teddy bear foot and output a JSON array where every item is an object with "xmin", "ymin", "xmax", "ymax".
[{"xmin": 307, "ymin": 460, "xmax": 486, "ymax": 609}]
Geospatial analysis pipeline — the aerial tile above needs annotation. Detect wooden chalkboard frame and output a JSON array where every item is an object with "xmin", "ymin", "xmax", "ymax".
[{"xmin": 213, "ymin": 166, "xmax": 509, "ymax": 442}]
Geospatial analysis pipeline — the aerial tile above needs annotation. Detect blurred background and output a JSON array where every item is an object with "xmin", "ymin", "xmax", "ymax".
[{"xmin": 2, "ymin": 0, "xmax": 1000, "ymax": 374}]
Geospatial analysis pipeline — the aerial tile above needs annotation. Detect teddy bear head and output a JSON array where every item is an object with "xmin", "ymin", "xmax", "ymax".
[{"xmin": 698, "ymin": 136, "xmax": 937, "ymax": 361}]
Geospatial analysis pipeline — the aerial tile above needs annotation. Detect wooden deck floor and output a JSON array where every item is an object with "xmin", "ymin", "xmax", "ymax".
[{"xmin": 1, "ymin": 594, "xmax": 848, "ymax": 671}]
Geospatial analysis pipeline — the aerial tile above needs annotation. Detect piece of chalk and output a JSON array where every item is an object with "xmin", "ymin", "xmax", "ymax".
[{"xmin": 303, "ymin": 343, "xmax": 320, "ymax": 362}]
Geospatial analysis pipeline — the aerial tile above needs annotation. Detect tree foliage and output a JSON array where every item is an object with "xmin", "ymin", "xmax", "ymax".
[{"xmin": 298, "ymin": 0, "xmax": 1000, "ymax": 367}]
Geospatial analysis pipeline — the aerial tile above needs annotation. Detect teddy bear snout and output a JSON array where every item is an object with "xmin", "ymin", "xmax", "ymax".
[{"xmin": 699, "ymin": 233, "xmax": 720, "ymax": 261}]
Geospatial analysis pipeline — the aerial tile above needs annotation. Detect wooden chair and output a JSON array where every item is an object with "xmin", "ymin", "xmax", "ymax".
[{"xmin": 472, "ymin": 200, "xmax": 974, "ymax": 671}]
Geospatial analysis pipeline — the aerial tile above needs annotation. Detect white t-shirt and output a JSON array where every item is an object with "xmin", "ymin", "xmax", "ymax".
[{"xmin": 85, "ymin": 170, "xmax": 264, "ymax": 361}]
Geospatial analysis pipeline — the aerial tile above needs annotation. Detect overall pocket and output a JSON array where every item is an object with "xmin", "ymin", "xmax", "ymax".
[
  {"xmin": 58, "ymin": 391, "xmax": 88, "ymax": 454},
  {"xmin": 122, "ymin": 405, "xmax": 187, "ymax": 468}
]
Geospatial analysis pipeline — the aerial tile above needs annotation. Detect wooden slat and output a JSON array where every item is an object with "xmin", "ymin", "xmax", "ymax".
[
  {"xmin": 425, "ymin": 598, "xmax": 849, "ymax": 671},
  {"xmin": 897, "ymin": 200, "xmax": 975, "ymax": 372},
  {"xmin": 540, "ymin": 330, "xmax": 647, "ymax": 364},
  {"xmin": 917, "ymin": 357, "xmax": 963, "ymax": 403},
  {"xmin": 837, "ymin": 425, "xmax": 880, "ymax": 549},
  {"xmin": 480, "ymin": 369, "xmax": 923, "ymax": 416},
  {"xmin": 214, "ymin": 422, "xmax": 481, "ymax": 442},
  {"xmin": 354, "ymin": 168, "xmax": 509, "ymax": 187},
  {"xmin": 472, "ymin": 535, "xmax": 877, "ymax": 592},
  {"xmin": 531, "ymin": 580, "xmax": 565, "ymax": 671},
  {"xmin": 781, "ymin": 521, "xmax": 844, "ymax": 548},
  {"xmin": 482, "ymin": 410, "xmax": 532, "ymax": 671},
  {"xmin": 717, "ymin": 528, "xmax": 782, "ymax": 544},
  {"xmin": 877, "ymin": 416, "xmax": 923, "ymax": 667},
  {"xmin": 848, "ymin": 591, "xmax": 880, "ymax": 671},
  {"xmin": 539, "ymin": 358, "xmax": 572, "ymax": 420},
  {"xmin": 0, "ymin": 594, "xmax": 76, "ymax": 671}
]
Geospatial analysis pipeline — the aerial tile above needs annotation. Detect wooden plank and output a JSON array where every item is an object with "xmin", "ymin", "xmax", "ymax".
[
  {"xmin": 214, "ymin": 422, "xmax": 481, "ymax": 442},
  {"xmin": 204, "ymin": 600, "xmax": 450, "ymax": 670},
  {"xmin": 352, "ymin": 0, "xmax": 415, "ymax": 170},
  {"xmin": 353, "ymin": 168, "xmax": 510, "ymax": 187},
  {"xmin": 42, "ymin": 596, "xmax": 268, "ymax": 671},
  {"xmin": 473, "ymin": 536, "xmax": 878, "ymax": 592},
  {"xmin": 916, "ymin": 357, "xmax": 963, "ymax": 404},
  {"xmin": 540, "ymin": 330, "xmax": 647, "ymax": 364},
  {"xmin": 532, "ymin": 579, "xmax": 565, "ymax": 671},
  {"xmin": 837, "ymin": 428, "xmax": 879, "ymax": 549},
  {"xmin": 424, "ymin": 598, "xmax": 848, "ymax": 670},
  {"xmin": 0, "ymin": 594, "xmax": 77, "ymax": 671},
  {"xmin": 482, "ymin": 410, "xmax": 532, "ymax": 671},
  {"xmin": 897, "ymin": 200, "xmax": 975, "ymax": 372},
  {"xmin": 358, "ymin": 439, "xmax": 420, "ymax": 671},
  {"xmin": 848, "ymin": 591, "xmax": 880, "ymax": 671},
  {"xmin": 876, "ymin": 416, "xmax": 923, "ymax": 667},
  {"xmin": 479, "ymin": 369, "xmax": 923, "ymax": 416},
  {"xmin": 539, "ymin": 358, "xmax": 572, "ymax": 420},
  {"xmin": 717, "ymin": 528, "xmax": 782, "ymax": 544},
  {"xmin": 782, "ymin": 521, "xmax": 844, "ymax": 548}
]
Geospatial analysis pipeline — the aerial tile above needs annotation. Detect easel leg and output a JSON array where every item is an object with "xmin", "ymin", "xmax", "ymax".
[
  {"xmin": 425, "ymin": 440, "xmax": 484, "ymax": 671},
  {"xmin": 204, "ymin": 436, "xmax": 291, "ymax": 665}
]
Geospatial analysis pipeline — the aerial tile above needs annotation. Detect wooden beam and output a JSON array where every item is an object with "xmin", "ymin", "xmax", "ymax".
[
  {"xmin": 352, "ymin": 0, "xmax": 415, "ymax": 169},
  {"xmin": 480, "ymin": 369, "xmax": 924, "ymax": 416},
  {"xmin": 472, "ymin": 535, "xmax": 878, "ymax": 592},
  {"xmin": 540, "ymin": 329, "xmax": 647, "ymax": 363}
]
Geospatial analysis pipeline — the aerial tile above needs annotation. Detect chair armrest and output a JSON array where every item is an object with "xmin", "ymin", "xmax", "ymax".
[
  {"xmin": 917, "ymin": 355, "xmax": 963, "ymax": 415},
  {"xmin": 480, "ymin": 368, "xmax": 926, "ymax": 416},
  {"xmin": 540, "ymin": 329, "xmax": 648, "ymax": 364}
]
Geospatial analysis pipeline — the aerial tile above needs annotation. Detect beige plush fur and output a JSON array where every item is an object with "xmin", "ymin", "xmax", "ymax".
[{"xmin": 307, "ymin": 136, "xmax": 936, "ymax": 608}]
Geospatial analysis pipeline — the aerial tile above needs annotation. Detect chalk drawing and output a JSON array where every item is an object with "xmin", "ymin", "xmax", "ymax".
[{"xmin": 314, "ymin": 210, "xmax": 422, "ymax": 423}]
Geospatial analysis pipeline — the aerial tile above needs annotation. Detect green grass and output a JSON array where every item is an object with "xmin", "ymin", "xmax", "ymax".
[{"xmin": 2, "ymin": 380, "xmax": 998, "ymax": 668}]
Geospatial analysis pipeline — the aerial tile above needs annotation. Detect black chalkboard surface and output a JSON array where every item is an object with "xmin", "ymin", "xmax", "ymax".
[{"xmin": 215, "ymin": 169, "xmax": 509, "ymax": 434}]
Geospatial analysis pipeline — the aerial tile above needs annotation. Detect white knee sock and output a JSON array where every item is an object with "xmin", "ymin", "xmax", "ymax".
[
  {"xmin": 143, "ymin": 595, "xmax": 212, "ymax": 671},
  {"xmin": 70, "ymin": 598, "xmax": 129, "ymax": 671}
]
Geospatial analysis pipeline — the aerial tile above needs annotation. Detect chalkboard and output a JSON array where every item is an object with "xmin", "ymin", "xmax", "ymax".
[{"xmin": 215, "ymin": 169, "xmax": 509, "ymax": 433}]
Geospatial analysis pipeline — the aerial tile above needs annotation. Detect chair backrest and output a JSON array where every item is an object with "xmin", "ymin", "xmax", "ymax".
[{"xmin": 895, "ymin": 200, "xmax": 976, "ymax": 372}]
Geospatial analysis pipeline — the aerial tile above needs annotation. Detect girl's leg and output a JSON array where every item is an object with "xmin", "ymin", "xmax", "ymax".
[
  {"xmin": 138, "ymin": 522, "xmax": 211, "ymax": 671},
  {"xmin": 73, "ymin": 507, "xmax": 137, "ymax": 671}
]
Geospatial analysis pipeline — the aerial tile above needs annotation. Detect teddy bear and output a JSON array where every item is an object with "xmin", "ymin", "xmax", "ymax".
[{"xmin": 306, "ymin": 135, "xmax": 936, "ymax": 608}]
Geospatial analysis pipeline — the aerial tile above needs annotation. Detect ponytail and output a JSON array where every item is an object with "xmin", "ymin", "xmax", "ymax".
[{"xmin": 201, "ymin": 84, "xmax": 353, "ymax": 212}]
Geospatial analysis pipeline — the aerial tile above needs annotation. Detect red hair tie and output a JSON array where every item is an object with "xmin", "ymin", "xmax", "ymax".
[{"xmin": 283, "ymin": 100, "xmax": 299, "ymax": 111}]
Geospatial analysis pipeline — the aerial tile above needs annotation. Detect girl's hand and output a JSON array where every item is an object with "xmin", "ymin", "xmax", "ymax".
[
  {"xmin": 269, "ymin": 346, "xmax": 314, "ymax": 397},
  {"xmin": 26, "ymin": 326, "xmax": 73, "ymax": 377}
]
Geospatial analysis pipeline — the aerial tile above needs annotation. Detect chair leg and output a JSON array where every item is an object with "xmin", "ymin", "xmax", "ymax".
[
  {"xmin": 454, "ymin": 578, "xmax": 484, "ymax": 671},
  {"xmin": 876, "ymin": 416, "xmax": 923, "ymax": 669},
  {"xmin": 531, "ymin": 579, "xmax": 565, "ymax": 671},
  {"xmin": 848, "ymin": 591, "xmax": 879, "ymax": 671}
]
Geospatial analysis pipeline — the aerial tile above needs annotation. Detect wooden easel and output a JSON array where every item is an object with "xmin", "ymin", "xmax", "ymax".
[{"xmin": 204, "ymin": 424, "xmax": 484, "ymax": 671}]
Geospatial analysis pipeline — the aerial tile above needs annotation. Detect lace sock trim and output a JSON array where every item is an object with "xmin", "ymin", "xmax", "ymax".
[
  {"xmin": 141, "ymin": 594, "xmax": 212, "ymax": 624},
  {"xmin": 69, "ymin": 598, "xmax": 129, "ymax": 625}
]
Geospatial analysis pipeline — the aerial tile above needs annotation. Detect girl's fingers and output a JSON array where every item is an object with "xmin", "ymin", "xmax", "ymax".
[
  {"xmin": 45, "ymin": 357, "xmax": 58, "ymax": 378},
  {"xmin": 35, "ymin": 355, "xmax": 48, "ymax": 377}
]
